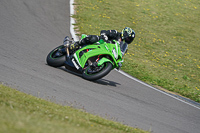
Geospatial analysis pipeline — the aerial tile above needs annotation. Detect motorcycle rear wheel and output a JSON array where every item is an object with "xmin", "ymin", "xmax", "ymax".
[
  {"xmin": 46, "ymin": 45, "xmax": 66, "ymax": 67},
  {"xmin": 82, "ymin": 62, "xmax": 112, "ymax": 81}
]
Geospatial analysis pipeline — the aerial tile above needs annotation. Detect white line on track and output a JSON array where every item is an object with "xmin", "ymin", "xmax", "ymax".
[
  {"xmin": 117, "ymin": 70, "xmax": 200, "ymax": 110},
  {"xmin": 70, "ymin": 0, "xmax": 79, "ymax": 41},
  {"xmin": 69, "ymin": 0, "xmax": 200, "ymax": 110}
]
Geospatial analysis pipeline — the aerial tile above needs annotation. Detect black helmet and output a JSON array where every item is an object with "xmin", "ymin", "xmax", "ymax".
[{"xmin": 121, "ymin": 27, "xmax": 135, "ymax": 44}]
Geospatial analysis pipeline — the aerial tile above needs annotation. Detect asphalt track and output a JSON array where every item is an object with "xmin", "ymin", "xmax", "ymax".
[{"xmin": 0, "ymin": 0, "xmax": 200, "ymax": 133}]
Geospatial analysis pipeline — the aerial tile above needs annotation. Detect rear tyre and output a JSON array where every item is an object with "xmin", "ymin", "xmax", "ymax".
[
  {"xmin": 82, "ymin": 62, "xmax": 112, "ymax": 81},
  {"xmin": 46, "ymin": 45, "xmax": 66, "ymax": 67}
]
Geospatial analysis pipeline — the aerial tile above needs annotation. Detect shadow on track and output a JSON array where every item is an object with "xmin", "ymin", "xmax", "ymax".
[
  {"xmin": 93, "ymin": 79, "xmax": 120, "ymax": 87},
  {"xmin": 57, "ymin": 66, "xmax": 120, "ymax": 87}
]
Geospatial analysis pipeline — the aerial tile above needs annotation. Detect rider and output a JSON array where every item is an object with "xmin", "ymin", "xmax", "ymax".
[{"xmin": 64, "ymin": 27, "xmax": 135, "ymax": 56}]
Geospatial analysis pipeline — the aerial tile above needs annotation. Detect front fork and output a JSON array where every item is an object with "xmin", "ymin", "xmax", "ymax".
[{"xmin": 66, "ymin": 47, "xmax": 70, "ymax": 57}]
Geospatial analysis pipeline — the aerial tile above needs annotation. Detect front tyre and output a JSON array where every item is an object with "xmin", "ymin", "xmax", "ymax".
[
  {"xmin": 82, "ymin": 62, "xmax": 113, "ymax": 81},
  {"xmin": 46, "ymin": 45, "xmax": 66, "ymax": 67}
]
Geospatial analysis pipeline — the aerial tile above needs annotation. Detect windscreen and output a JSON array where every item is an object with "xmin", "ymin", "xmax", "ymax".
[{"xmin": 119, "ymin": 41, "xmax": 128, "ymax": 56}]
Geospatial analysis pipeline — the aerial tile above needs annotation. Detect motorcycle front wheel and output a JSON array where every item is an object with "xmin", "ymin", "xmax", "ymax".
[
  {"xmin": 82, "ymin": 62, "xmax": 112, "ymax": 81},
  {"xmin": 46, "ymin": 45, "xmax": 66, "ymax": 67}
]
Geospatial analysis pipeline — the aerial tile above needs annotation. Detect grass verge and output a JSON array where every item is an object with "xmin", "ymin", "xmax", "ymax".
[
  {"xmin": 73, "ymin": 0, "xmax": 200, "ymax": 102},
  {"xmin": 0, "ymin": 84, "xmax": 148, "ymax": 133}
]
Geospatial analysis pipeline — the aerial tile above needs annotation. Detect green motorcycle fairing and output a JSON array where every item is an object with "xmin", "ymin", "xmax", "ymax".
[{"xmin": 72, "ymin": 34, "xmax": 124, "ymax": 70}]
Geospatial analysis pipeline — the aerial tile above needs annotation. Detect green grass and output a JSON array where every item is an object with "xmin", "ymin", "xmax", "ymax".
[
  {"xmin": 0, "ymin": 84, "xmax": 148, "ymax": 133},
  {"xmin": 73, "ymin": 0, "xmax": 200, "ymax": 102}
]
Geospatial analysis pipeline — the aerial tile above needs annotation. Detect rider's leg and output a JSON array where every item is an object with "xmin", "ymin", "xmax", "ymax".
[{"xmin": 79, "ymin": 35, "xmax": 99, "ymax": 46}]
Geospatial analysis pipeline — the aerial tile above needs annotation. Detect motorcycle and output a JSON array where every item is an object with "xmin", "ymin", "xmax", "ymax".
[{"xmin": 46, "ymin": 34, "xmax": 126, "ymax": 81}]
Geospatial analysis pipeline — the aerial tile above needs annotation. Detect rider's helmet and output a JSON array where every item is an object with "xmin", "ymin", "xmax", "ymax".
[{"xmin": 121, "ymin": 27, "xmax": 135, "ymax": 44}]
